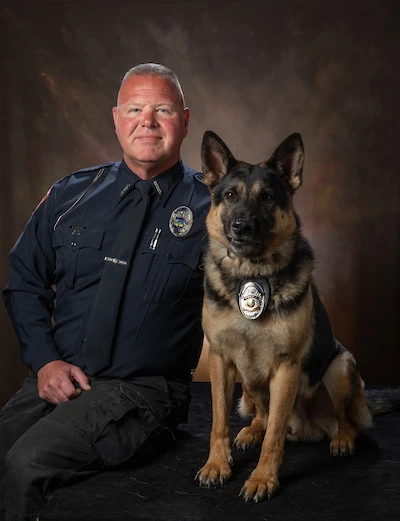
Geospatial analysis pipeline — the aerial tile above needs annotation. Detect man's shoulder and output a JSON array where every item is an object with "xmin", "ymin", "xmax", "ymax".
[
  {"xmin": 181, "ymin": 164, "xmax": 208, "ymax": 188},
  {"xmin": 62, "ymin": 161, "xmax": 116, "ymax": 181},
  {"xmin": 193, "ymin": 171, "xmax": 206, "ymax": 185},
  {"xmin": 52, "ymin": 161, "xmax": 117, "ymax": 191},
  {"xmin": 72, "ymin": 161, "xmax": 116, "ymax": 176},
  {"xmin": 179, "ymin": 164, "xmax": 210, "ymax": 217}
]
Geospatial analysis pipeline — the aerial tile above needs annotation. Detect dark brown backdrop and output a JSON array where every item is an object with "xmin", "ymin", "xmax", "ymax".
[{"xmin": 1, "ymin": 0, "xmax": 399, "ymax": 405}]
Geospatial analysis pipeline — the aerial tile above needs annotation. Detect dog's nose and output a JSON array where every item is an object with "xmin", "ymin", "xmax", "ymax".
[{"xmin": 231, "ymin": 218, "xmax": 252, "ymax": 236}]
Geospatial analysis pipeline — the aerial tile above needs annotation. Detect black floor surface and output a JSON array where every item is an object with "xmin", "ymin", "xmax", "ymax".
[{"xmin": 41, "ymin": 383, "xmax": 400, "ymax": 521}]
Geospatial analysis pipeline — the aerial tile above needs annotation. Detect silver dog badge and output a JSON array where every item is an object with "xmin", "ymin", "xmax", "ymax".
[
  {"xmin": 237, "ymin": 280, "xmax": 269, "ymax": 320},
  {"xmin": 169, "ymin": 206, "xmax": 194, "ymax": 237}
]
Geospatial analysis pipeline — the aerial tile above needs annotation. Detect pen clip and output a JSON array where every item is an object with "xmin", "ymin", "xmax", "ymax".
[{"xmin": 149, "ymin": 228, "xmax": 162, "ymax": 250}]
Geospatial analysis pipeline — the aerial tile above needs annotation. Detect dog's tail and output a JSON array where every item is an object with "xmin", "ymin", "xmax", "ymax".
[{"xmin": 365, "ymin": 387, "xmax": 400, "ymax": 416}]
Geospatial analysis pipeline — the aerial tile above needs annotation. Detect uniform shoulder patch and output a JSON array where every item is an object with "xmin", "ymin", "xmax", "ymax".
[{"xmin": 32, "ymin": 187, "xmax": 52, "ymax": 214}]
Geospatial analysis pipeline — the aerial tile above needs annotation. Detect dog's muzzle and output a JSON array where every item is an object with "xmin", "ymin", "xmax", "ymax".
[
  {"xmin": 231, "ymin": 217, "xmax": 253, "ymax": 237},
  {"xmin": 227, "ymin": 218, "xmax": 259, "ymax": 254}
]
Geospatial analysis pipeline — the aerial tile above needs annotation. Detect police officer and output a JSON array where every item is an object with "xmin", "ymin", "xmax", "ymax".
[{"xmin": 0, "ymin": 63, "xmax": 210, "ymax": 521}]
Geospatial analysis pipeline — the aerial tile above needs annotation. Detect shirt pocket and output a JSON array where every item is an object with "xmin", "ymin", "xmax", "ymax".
[
  {"xmin": 141, "ymin": 231, "xmax": 202, "ymax": 307},
  {"xmin": 52, "ymin": 226, "xmax": 105, "ymax": 289}
]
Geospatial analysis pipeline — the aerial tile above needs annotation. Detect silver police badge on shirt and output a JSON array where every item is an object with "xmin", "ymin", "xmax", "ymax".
[
  {"xmin": 169, "ymin": 206, "xmax": 194, "ymax": 237},
  {"xmin": 237, "ymin": 279, "xmax": 269, "ymax": 320}
]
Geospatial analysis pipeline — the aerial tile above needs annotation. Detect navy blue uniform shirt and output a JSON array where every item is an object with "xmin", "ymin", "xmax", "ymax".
[{"xmin": 3, "ymin": 159, "xmax": 210, "ymax": 382}]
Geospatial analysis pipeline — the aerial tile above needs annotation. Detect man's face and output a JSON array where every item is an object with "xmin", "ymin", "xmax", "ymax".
[{"xmin": 112, "ymin": 75, "xmax": 190, "ymax": 177}]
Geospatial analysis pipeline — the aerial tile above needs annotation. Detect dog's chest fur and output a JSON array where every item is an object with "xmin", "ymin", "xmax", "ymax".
[{"xmin": 202, "ymin": 237, "xmax": 315, "ymax": 383}]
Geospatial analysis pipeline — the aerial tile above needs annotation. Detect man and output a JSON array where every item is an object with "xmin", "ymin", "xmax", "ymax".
[{"xmin": 0, "ymin": 63, "xmax": 210, "ymax": 521}]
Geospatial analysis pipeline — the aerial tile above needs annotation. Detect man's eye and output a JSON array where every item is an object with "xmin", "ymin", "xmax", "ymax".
[
  {"xmin": 157, "ymin": 108, "xmax": 170, "ymax": 113},
  {"xmin": 128, "ymin": 108, "xmax": 140, "ymax": 113}
]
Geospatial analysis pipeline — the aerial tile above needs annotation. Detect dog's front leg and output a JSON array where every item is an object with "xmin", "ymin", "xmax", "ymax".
[
  {"xmin": 240, "ymin": 359, "xmax": 300, "ymax": 502},
  {"xmin": 196, "ymin": 349, "xmax": 237, "ymax": 486}
]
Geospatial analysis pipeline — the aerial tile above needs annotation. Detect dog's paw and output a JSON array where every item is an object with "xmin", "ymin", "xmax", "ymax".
[
  {"xmin": 239, "ymin": 473, "xmax": 279, "ymax": 503},
  {"xmin": 196, "ymin": 459, "xmax": 233, "ymax": 487},
  {"xmin": 234, "ymin": 425, "xmax": 265, "ymax": 451},
  {"xmin": 330, "ymin": 435, "xmax": 355, "ymax": 456}
]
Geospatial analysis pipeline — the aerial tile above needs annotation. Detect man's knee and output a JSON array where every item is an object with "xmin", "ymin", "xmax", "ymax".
[
  {"xmin": 2, "ymin": 444, "xmax": 32, "ymax": 484},
  {"xmin": 0, "ymin": 421, "xmax": 95, "ymax": 519},
  {"xmin": 0, "ymin": 443, "xmax": 38, "ymax": 516},
  {"xmin": 1, "ymin": 441, "xmax": 55, "ymax": 520},
  {"xmin": 2, "ymin": 419, "xmax": 93, "ymax": 487},
  {"xmin": 1, "ymin": 431, "xmax": 54, "ymax": 488}
]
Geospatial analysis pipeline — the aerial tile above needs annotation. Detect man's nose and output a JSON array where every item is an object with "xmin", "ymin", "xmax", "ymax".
[{"xmin": 140, "ymin": 109, "xmax": 158, "ymax": 127}]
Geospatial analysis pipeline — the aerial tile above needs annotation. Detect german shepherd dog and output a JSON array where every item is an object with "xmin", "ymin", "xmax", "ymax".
[{"xmin": 196, "ymin": 131, "xmax": 373, "ymax": 502}]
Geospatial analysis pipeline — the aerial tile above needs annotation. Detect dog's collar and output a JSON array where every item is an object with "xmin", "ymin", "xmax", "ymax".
[
  {"xmin": 227, "ymin": 249, "xmax": 275, "ymax": 264},
  {"xmin": 236, "ymin": 278, "xmax": 270, "ymax": 320}
]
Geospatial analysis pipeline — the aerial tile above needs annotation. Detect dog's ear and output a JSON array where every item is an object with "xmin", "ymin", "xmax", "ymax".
[
  {"xmin": 201, "ymin": 131, "xmax": 237, "ymax": 188},
  {"xmin": 267, "ymin": 133, "xmax": 304, "ymax": 192}
]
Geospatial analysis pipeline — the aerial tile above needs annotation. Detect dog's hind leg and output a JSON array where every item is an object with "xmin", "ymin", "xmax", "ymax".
[
  {"xmin": 196, "ymin": 349, "xmax": 237, "ymax": 486},
  {"xmin": 323, "ymin": 350, "xmax": 372, "ymax": 456},
  {"xmin": 235, "ymin": 385, "xmax": 269, "ymax": 450}
]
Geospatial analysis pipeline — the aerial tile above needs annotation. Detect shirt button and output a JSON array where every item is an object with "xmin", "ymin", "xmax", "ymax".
[
  {"xmin": 71, "ymin": 241, "xmax": 77, "ymax": 247},
  {"xmin": 166, "ymin": 254, "xmax": 173, "ymax": 259}
]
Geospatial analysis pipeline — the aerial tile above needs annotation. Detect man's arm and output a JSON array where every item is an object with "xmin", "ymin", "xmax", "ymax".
[{"xmin": 2, "ymin": 185, "xmax": 91, "ymax": 403}]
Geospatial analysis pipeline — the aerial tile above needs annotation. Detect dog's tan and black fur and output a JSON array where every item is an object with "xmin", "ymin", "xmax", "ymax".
[{"xmin": 196, "ymin": 131, "xmax": 373, "ymax": 502}]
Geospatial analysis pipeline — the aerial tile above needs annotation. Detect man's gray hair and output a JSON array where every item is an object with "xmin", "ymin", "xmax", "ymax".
[{"xmin": 119, "ymin": 63, "xmax": 185, "ymax": 107}]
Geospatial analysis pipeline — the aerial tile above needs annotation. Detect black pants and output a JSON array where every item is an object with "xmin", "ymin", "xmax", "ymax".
[{"xmin": 0, "ymin": 374, "xmax": 190, "ymax": 521}]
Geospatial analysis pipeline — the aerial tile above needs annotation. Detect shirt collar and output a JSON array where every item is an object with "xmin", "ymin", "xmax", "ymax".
[
  {"xmin": 117, "ymin": 158, "xmax": 184, "ymax": 205},
  {"xmin": 116, "ymin": 159, "xmax": 140, "ymax": 198}
]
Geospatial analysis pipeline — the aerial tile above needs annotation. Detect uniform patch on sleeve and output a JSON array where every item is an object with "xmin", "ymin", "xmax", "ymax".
[{"xmin": 33, "ymin": 187, "xmax": 52, "ymax": 214}]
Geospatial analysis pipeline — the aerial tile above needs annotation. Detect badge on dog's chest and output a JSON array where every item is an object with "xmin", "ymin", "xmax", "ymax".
[{"xmin": 236, "ymin": 278, "xmax": 270, "ymax": 320}]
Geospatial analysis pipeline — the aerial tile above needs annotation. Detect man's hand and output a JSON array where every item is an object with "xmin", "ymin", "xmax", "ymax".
[{"xmin": 37, "ymin": 360, "xmax": 92, "ymax": 404}]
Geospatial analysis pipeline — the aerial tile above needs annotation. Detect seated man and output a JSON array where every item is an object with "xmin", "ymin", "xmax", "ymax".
[{"xmin": 0, "ymin": 63, "xmax": 210, "ymax": 521}]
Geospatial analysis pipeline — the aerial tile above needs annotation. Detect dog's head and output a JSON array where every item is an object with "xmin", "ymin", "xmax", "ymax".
[{"xmin": 202, "ymin": 131, "xmax": 304, "ymax": 259}]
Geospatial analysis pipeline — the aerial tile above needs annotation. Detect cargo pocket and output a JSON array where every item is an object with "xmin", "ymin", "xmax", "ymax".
[
  {"xmin": 52, "ymin": 226, "xmax": 104, "ymax": 288},
  {"xmin": 141, "ymin": 231, "xmax": 201, "ymax": 307},
  {"xmin": 92, "ymin": 377, "xmax": 173, "ymax": 468}
]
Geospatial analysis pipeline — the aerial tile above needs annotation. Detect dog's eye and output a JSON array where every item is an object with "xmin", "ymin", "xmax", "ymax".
[
  {"xmin": 225, "ymin": 190, "xmax": 236, "ymax": 200},
  {"xmin": 261, "ymin": 192, "xmax": 274, "ymax": 202}
]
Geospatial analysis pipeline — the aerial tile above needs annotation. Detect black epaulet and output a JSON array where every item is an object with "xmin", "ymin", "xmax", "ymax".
[
  {"xmin": 72, "ymin": 161, "xmax": 115, "ymax": 176},
  {"xmin": 55, "ymin": 161, "xmax": 116, "ymax": 186},
  {"xmin": 52, "ymin": 162, "xmax": 117, "ymax": 192}
]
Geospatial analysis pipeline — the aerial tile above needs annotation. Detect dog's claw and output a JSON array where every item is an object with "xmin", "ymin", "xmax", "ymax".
[
  {"xmin": 239, "ymin": 474, "xmax": 278, "ymax": 502},
  {"xmin": 330, "ymin": 436, "xmax": 355, "ymax": 457},
  {"xmin": 239, "ymin": 488, "xmax": 250, "ymax": 502},
  {"xmin": 196, "ymin": 461, "xmax": 232, "ymax": 488},
  {"xmin": 234, "ymin": 426, "xmax": 265, "ymax": 452},
  {"xmin": 234, "ymin": 438, "xmax": 258, "ymax": 451}
]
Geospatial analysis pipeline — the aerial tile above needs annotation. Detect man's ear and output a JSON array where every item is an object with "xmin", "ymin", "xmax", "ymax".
[
  {"xmin": 183, "ymin": 107, "xmax": 190, "ymax": 137},
  {"xmin": 201, "ymin": 131, "xmax": 237, "ymax": 188},
  {"xmin": 267, "ymin": 133, "xmax": 304, "ymax": 192},
  {"xmin": 112, "ymin": 106, "xmax": 119, "ymax": 131}
]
